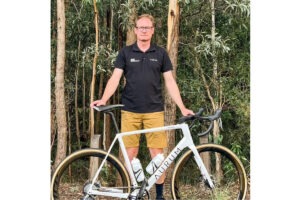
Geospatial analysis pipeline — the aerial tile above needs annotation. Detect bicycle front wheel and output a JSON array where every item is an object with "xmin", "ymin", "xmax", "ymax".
[
  {"xmin": 51, "ymin": 148, "xmax": 131, "ymax": 200},
  {"xmin": 171, "ymin": 144, "xmax": 247, "ymax": 200}
]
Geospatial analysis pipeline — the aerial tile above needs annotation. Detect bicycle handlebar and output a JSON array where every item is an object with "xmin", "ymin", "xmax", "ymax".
[{"xmin": 178, "ymin": 108, "xmax": 222, "ymax": 137}]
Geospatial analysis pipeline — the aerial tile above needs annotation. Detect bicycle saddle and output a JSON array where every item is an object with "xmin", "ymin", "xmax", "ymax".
[{"xmin": 93, "ymin": 104, "xmax": 124, "ymax": 113}]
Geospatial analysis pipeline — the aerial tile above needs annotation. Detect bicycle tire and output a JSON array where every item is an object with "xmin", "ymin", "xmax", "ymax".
[
  {"xmin": 50, "ymin": 148, "xmax": 131, "ymax": 200},
  {"xmin": 171, "ymin": 144, "xmax": 247, "ymax": 200}
]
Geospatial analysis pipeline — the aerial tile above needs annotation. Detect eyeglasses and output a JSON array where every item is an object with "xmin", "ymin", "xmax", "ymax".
[{"xmin": 135, "ymin": 26, "xmax": 153, "ymax": 32}]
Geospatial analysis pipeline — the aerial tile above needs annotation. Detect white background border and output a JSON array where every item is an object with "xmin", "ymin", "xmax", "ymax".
[{"xmin": 1, "ymin": 0, "xmax": 300, "ymax": 198}]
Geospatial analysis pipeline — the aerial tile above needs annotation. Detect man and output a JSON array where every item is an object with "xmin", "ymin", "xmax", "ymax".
[{"xmin": 90, "ymin": 14, "xmax": 194, "ymax": 200}]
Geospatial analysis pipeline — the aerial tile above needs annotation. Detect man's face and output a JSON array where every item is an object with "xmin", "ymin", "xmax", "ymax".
[{"xmin": 134, "ymin": 17, "xmax": 154, "ymax": 42}]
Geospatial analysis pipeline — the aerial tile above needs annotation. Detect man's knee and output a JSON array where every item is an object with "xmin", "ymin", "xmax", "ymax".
[{"xmin": 126, "ymin": 147, "xmax": 139, "ymax": 161}]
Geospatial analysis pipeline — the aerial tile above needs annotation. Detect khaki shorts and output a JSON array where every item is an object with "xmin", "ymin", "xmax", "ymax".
[{"xmin": 121, "ymin": 110, "xmax": 167, "ymax": 148}]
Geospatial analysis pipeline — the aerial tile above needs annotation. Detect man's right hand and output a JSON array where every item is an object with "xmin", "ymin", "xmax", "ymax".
[{"xmin": 90, "ymin": 99, "xmax": 106, "ymax": 108}]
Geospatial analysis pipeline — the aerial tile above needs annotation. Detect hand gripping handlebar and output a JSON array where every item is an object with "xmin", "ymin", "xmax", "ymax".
[{"xmin": 178, "ymin": 109, "xmax": 222, "ymax": 137}]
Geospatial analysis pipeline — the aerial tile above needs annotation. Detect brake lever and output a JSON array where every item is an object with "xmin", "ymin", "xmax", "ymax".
[{"xmin": 178, "ymin": 108, "xmax": 205, "ymax": 124}]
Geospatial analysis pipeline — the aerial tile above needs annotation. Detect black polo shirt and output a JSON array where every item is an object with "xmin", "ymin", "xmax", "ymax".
[{"xmin": 114, "ymin": 42, "xmax": 173, "ymax": 113}]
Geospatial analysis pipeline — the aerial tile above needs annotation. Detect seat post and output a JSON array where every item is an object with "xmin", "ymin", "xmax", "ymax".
[{"xmin": 106, "ymin": 111, "xmax": 120, "ymax": 133}]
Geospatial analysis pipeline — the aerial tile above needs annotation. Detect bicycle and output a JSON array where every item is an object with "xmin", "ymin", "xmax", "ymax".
[{"xmin": 50, "ymin": 104, "xmax": 247, "ymax": 200}]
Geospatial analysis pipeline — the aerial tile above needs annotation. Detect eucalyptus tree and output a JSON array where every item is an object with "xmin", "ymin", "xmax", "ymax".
[
  {"xmin": 89, "ymin": 0, "xmax": 100, "ymax": 140},
  {"xmin": 163, "ymin": 0, "xmax": 181, "ymax": 183},
  {"xmin": 54, "ymin": 0, "xmax": 68, "ymax": 169},
  {"xmin": 125, "ymin": 0, "xmax": 137, "ymax": 45}
]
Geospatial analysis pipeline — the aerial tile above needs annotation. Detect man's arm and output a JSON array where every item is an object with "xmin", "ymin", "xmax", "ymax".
[
  {"xmin": 90, "ymin": 68, "xmax": 123, "ymax": 107},
  {"xmin": 163, "ymin": 71, "xmax": 194, "ymax": 116}
]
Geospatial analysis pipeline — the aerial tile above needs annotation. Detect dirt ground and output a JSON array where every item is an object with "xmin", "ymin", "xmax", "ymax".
[
  {"xmin": 55, "ymin": 180, "xmax": 250, "ymax": 199},
  {"xmin": 150, "ymin": 182, "xmax": 250, "ymax": 200}
]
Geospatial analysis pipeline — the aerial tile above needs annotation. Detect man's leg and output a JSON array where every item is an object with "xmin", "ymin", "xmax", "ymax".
[
  {"xmin": 149, "ymin": 148, "xmax": 165, "ymax": 184},
  {"xmin": 121, "ymin": 110, "xmax": 142, "ymax": 167},
  {"xmin": 149, "ymin": 148, "xmax": 165, "ymax": 200},
  {"xmin": 143, "ymin": 111, "xmax": 166, "ymax": 200}
]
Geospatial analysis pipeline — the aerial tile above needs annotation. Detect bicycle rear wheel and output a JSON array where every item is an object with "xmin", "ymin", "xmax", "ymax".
[
  {"xmin": 171, "ymin": 144, "xmax": 247, "ymax": 200},
  {"xmin": 51, "ymin": 148, "xmax": 131, "ymax": 200}
]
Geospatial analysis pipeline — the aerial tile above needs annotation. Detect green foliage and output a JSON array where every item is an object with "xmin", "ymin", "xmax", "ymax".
[
  {"xmin": 194, "ymin": 33, "xmax": 231, "ymax": 58},
  {"xmin": 176, "ymin": 0, "xmax": 250, "ymax": 173},
  {"xmin": 224, "ymin": 0, "xmax": 250, "ymax": 17},
  {"xmin": 210, "ymin": 134, "xmax": 223, "ymax": 144}
]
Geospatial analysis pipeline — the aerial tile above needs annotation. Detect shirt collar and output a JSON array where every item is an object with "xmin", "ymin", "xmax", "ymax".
[{"xmin": 132, "ymin": 42, "xmax": 156, "ymax": 53}]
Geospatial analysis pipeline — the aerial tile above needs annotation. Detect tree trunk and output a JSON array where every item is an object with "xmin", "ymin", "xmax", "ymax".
[
  {"xmin": 104, "ymin": 6, "xmax": 114, "ymax": 153},
  {"xmin": 75, "ymin": 41, "xmax": 81, "ymax": 149},
  {"xmin": 102, "ymin": 112, "xmax": 112, "ymax": 151},
  {"xmin": 109, "ymin": 4, "xmax": 113, "ymax": 51},
  {"xmin": 82, "ymin": 58, "xmax": 87, "ymax": 141},
  {"xmin": 50, "ymin": 100, "xmax": 57, "ymax": 151},
  {"xmin": 126, "ymin": 0, "xmax": 136, "ymax": 45},
  {"xmin": 89, "ymin": 0, "xmax": 100, "ymax": 140},
  {"xmin": 95, "ymin": 8, "xmax": 107, "ymax": 136},
  {"xmin": 95, "ymin": 71, "xmax": 104, "ymax": 136},
  {"xmin": 118, "ymin": 18, "xmax": 124, "ymax": 50},
  {"xmin": 211, "ymin": 0, "xmax": 217, "ymax": 82},
  {"xmin": 67, "ymin": 100, "xmax": 72, "ymax": 156},
  {"xmin": 164, "ymin": 0, "xmax": 180, "ymax": 185},
  {"xmin": 195, "ymin": 55, "xmax": 212, "ymax": 173},
  {"xmin": 51, "ymin": 0, "xmax": 57, "ymax": 77},
  {"xmin": 90, "ymin": 134, "xmax": 101, "ymax": 178},
  {"xmin": 210, "ymin": 0, "xmax": 223, "ymax": 182},
  {"xmin": 54, "ymin": 0, "xmax": 68, "ymax": 169}
]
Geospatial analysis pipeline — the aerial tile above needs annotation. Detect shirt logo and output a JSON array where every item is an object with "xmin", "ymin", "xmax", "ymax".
[
  {"xmin": 150, "ymin": 58, "xmax": 158, "ymax": 62},
  {"xmin": 130, "ymin": 58, "xmax": 141, "ymax": 62}
]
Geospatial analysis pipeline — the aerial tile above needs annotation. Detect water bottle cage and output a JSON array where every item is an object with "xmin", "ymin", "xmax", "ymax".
[
  {"xmin": 133, "ymin": 169, "xmax": 143, "ymax": 179},
  {"xmin": 146, "ymin": 154, "xmax": 164, "ymax": 174},
  {"xmin": 148, "ymin": 163, "xmax": 159, "ymax": 174}
]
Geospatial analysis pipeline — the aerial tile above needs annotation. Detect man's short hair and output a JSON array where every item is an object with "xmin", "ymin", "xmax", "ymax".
[{"xmin": 135, "ymin": 14, "xmax": 155, "ymax": 27}]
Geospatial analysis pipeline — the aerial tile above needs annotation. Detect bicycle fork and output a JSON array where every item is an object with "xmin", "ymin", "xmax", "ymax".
[
  {"xmin": 182, "ymin": 124, "xmax": 215, "ymax": 189},
  {"xmin": 190, "ymin": 146, "xmax": 215, "ymax": 189}
]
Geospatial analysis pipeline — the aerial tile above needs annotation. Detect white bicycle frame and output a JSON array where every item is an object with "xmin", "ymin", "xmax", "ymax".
[{"xmin": 86, "ymin": 122, "xmax": 214, "ymax": 198}]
